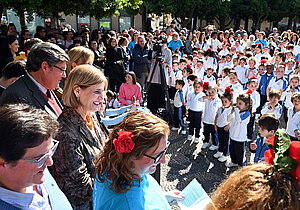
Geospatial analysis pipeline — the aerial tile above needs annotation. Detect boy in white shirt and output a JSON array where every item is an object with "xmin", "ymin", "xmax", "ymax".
[
  {"xmin": 169, "ymin": 60, "xmax": 181, "ymax": 100},
  {"xmin": 203, "ymin": 66, "xmax": 217, "ymax": 86},
  {"xmin": 235, "ymin": 56, "xmax": 248, "ymax": 87},
  {"xmin": 261, "ymin": 90, "xmax": 283, "ymax": 119},
  {"xmin": 172, "ymin": 79, "xmax": 187, "ymax": 134},
  {"xmin": 228, "ymin": 70, "xmax": 244, "ymax": 104},
  {"xmin": 287, "ymin": 92, "xmax": 300, "ymax": 141},
  {"xmin": 266, "ymin": 64, "xmax": 288, "ymax": 97}
]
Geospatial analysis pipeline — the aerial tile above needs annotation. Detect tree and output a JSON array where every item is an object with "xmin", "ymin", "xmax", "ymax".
[{"xmin": 0, "ymin": 0, "xmax": 143, "ymax": 32}]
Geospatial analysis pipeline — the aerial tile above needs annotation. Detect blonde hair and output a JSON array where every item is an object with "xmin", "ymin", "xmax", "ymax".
[
  {"xmin": 207, "ymin": 163, "xmax": 300, "ymax": 210},
  {"xmin": 62, "ymin": 64, "xmax": 107, "ymax": 108},
  {"xmin": 67, "ymin": 46, "xmax": 94, "ymax": 75},
  {"xmin": 95, "ymin": 111, "xmax": 169, "ymax": 193}
]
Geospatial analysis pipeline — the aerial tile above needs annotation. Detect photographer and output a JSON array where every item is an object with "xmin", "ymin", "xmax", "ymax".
[
  {"xmin": 146, "ymin": 37, "xmax": 172, "ymax": 114},
  {"xmin": 132, "ymin": 36, "xmax": 151, "ymax": 88}
]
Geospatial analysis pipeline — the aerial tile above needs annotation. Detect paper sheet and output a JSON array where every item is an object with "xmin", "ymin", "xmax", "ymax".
[{"xmin": 177, "ymin": 178, "xmax": 211, "ymax": 210}]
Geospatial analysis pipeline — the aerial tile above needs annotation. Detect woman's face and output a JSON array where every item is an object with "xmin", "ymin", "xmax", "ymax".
[
  {"xmin": 125, "ymin": 74, "xmax": 133, "ymax": 84},
  {"xmin": 188, "ymin": 33, "xmax": 193, "ymax": 40},
  {"xmin": 9, "ymin": 40, "xmax": 19, "ymax": 53},
  {"xmin": 132, "ymin": 135, "xmax": 167, "ymax": 176},
  {"xmin": 76, "ymin": 83, "xmax": 105, "ymax": 113},
  {"xmin": 122, "ymin": 39, "xmax": 128, "ymax": 47},
  {"xmin": 90, "ymin": 41, "xmax": 98, "ymax": 50},
  {"xmin": 110, "ymin": 39, "xmax": 117, "ymax": 47}
]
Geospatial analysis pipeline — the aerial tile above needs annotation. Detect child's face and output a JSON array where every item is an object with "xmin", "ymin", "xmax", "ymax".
[
  {"xmin": 287, "ymin": 61, "xmax": 294, "ymax": 70},
  {"xmin": 240, "ymin": 60, "xmax": 246, "ymax": 66},
  {"xmin": 173, "ymin": 63, "xmax": 179, "ymax": 70},
  {"xmin": 192, "ymin": 57, "xmax": 197, "ymax": 64},
  {"xmin": 249, "ymin": 60, "xmax": 255, "ymax": 68},
  {"xmin": 229, "ymin": 74, "xmax": 237, "ymax": 83},
  {"xmin": 269, "ymin": 96, "xmax": 279, "ymax": 104},
  {"xmin": 233, "ymin": 59, "xmax": 238, "ymax": 66},
  {"xmin": 207, "ymin": 88, "xmax": 217, "ymax": 99},
  {"xmin": 255, "ymin": 47, "xmax": 261, "ymax": 53},
  {"xmin": 206, "ymin": 69, "xmax": 213, "ymax": 76},
  {"xmin": 226, "ymin": 56, "xmax": 231, "ymax": 62},
  {"xmin": 197, "ymin": 62, "xmax": 203, "ymax": 68},
  {"xmin": 276, "ymin": 67, "xmax": 285, "ymax": 78},
  {"xmin": 258, "ymin": 66, "xmax": 265, "ymax": 74},
  {"xmin": 290, "ymin": 78, "xmax": 299, "ymax": 88},
  {"xmin": 292, "ymin": 97, "xmax": 300, "ymax": 110},
  {"xmin": 188, "ymin": 79, "xmax": 193, "ymax": 85},
  {"xmin": 179, "ymin": 62, "xmax": 186, "ymax": 69},
  {"xmin": 182, "ymin": 70, "xmax": 188, "ymax": 77},
  {"xmin": 248, "ymin": 82, "xmax": 258, "ymax": 91},
  {"xmin": 194, "ymin": 84, "xmax": 202, "ymax": 94},
  {"xmin": 175, "ymin": 83, "xmax": 182, "ymax": 90},
  {"xmin": 258, "ymin": 127, "xmax": 274, "ymax": 138},
  {"xmin": 221, "ymin": 97, "xmax": 231, "ymax": 108},
  {"xmin": 236, "ymin": 99, "xmax": 248, "ymax": 111}
]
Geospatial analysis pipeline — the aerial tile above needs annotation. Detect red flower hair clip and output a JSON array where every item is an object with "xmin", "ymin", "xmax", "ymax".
[
  {"xmin": 250, "ymin": 75, "xmax": 257, "ymax": 80},
  {"xmin": 246, "ymin": 89, "xmax": 253, "ymax": 95},
  {"xmin": 203, "ymin": 82, "xmax": 209, "ymax": 91},
  {"xmin": 113, "ymin": 131, "xmax": 135, "ymax": 153},
  {"xmin": 296, "ymin": 60, "xmax": 299, "ymax": 66},
  {"xmin": 264, "ymin": 129, "xmax": 300, "ymax": 182},
  {"xmin": 186, "ymin": 64, "xmax": 192, "ymax": 69},
  {"xmin": 280, "ymin": 62, "xmax": 286, "ymax": 68},
  {"xmin": 225, "ymin": 86, "xmax": 233, "ymax": 95},
  {"xmin": 261, "ymin": 59, "xmax": 267, "ymax": 64}
]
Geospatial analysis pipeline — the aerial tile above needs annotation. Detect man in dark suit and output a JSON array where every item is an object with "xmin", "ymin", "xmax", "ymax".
[
  {"xmin": 0, "ymin": 60, "xmax": 26, "ymax": 96},
  {"xmin": 0, "ymin": 42, "xmax": 69, "ymax": 119}
]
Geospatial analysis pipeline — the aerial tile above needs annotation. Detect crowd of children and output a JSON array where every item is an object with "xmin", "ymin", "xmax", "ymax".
[{"xmin": 167, "ymin": 40, "xmax": 300, "ymax": 167}]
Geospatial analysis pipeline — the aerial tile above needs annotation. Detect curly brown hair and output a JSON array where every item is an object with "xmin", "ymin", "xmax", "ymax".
[
  {"xmin": 206, "ymin": 163, "xmax": 300, "ymax": 210},
  {"xmin": 94, "ymin": 111, "xmax": 169, "ymax": 193}
]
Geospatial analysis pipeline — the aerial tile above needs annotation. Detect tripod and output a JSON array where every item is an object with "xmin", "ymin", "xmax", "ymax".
[
  {"xmin": 145, "ymin": 53, "xmax": 173, "ymax": 184},
  {"xmin": 145, "ymin": 53, "xmax": 172, "ymax": 121}
]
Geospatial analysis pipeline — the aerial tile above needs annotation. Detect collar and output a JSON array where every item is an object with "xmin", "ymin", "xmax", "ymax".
[
  {"xmin": 27, "ymin": 73, "xmax": 47, "ymax": 95},
  {"xmin": 275, "ymin": 77, "xmax": 283, "ymax": 82}
]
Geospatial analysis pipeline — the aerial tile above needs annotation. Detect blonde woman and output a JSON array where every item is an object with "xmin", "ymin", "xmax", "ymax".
[{"xmin": 50, "ymin": 65, "xmax": 107, "ymax": 209}]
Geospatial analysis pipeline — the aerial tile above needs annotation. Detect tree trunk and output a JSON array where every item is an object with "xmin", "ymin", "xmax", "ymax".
[
  {"xmin": 140, "ymin": 4, "xmax": 147, "ymax": 32},
  {"xmin": 218, "ymin": 16, "xmax": 226, "ymax": 30},
  {"xmin": 244, "ymin": 17, "xmax": 249, "ymax": 32},
  {"xmin": 19, "ymin": 10, "xmax": 26, "ymax": 33},
  {"xmin": 287, "ymin": 16, "xmax": 293, "ymax": 30}
]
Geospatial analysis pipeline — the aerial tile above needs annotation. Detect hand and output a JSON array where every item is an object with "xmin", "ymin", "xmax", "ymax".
[
  {"xmin": 250, "ymin": 142, "xmax": 257, "ymax": 150},
  {"xmin": 224, "ymin": 124, "xmax": 230, "ymax": 131},
  {"xmin": 164, "ymin": 190, "xmax": 185, "ymax": 201},
  {"xmin": 130, "ymin": 100, "xmax": 140, "ymax": 112},
  {"xmin": 294, "ymin": 130, "xmax": 300, "ymax": 138},
  {"xmin": 214, "ymin": 125, "xmax": 217, "ymax": 131},
  {"xmin": 185, "ymin": 110, "xmax": 188, "ymax": 116}
]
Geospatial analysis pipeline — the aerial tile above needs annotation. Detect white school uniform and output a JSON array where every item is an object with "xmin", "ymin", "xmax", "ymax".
[
  {"xmin": 261, "ymin": 102, "xmax": 283, "ymax": 119},
  {"xmin": 195, "ymin": 67, "xmax": 205, "ymax": 80},
  {"xmin": 284, "ymin": 68, "xmax": 294, "ymax": 82},
  {"xmin": 227, "ymin": 108, "xmax": 250, "ymax": 142},
  {"xmin": 287, "ymin": 107, "xmax": 300, "ymax": 137},
  {"xmin": 186, "ymin": 91, "xmax": 205, "ymax": 112},
  {"xmin": 235, "ymin": 65, "xmax": 248, "ymax": 84},
  {"xmin": 216, "ymin": 106, "xmax": 232, "ymax": 127},
  {"xmin": 268, "ymin": 77, "xmax": 288, "ymax": 91},
  {"xmin": 230, "ymin": 82, "xmax": 244, "ymax": 104},
  {"xmin": 246, "ymin": 67, "xmax": 258, "ymax": 79},
  {"xmin": 169, "ymin": 69, "xmax": 182, "ymax": 87},
  {"xmin": 281, "ymin": 86, "xmax": 300, "ymax": 109},
  {"xmin": 245, "ymin": 90, "xmax": 260, "ymax": 113},
  {"xmin": 203, "ymin": 75, "xmax": 217, "ymax": 86},
  {"xmin": 218, "ymin": 62, "xmax": 227, "ymax": 76},
  {"xmin": 202, "ymin": 97, "xmax": 222, "ymax": 125}
]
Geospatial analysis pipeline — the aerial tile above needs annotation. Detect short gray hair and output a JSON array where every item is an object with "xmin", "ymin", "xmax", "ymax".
[{"xmin": 26, "ymin": 42, "xmax": 69, "ymax": 72}]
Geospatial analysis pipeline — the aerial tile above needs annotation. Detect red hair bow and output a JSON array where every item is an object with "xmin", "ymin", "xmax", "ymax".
[
  {"xmin": 280, "ymin": 62, "xmax": 287, "ymax": 68},
  {"xmin": 203, "ymin": 82, "xmax": 209, "ymax": 91},
  {"xmin": 225, "ymin": 86, "xmax": 233, "ymax": 95},
  {"xmin": 296, "ymin": 60, "xmax": 299, "ymax": 66},
  {"xmin": 250, "ymin": 75, "xmax": 257, "ymax": 79},
  {"xmin": 261, "ymin": 59, "xmax": 267, "ymax": 64},
  {"xmin": 246, "ymin": 89, "xmax": 253, "ymax": 95},
  {"xmin": 186, "ymin": 64, "xmax": 192, "ymax": 69}
]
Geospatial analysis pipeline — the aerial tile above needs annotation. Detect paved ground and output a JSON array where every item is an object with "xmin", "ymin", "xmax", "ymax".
[{"xmin": 159, "ymin": 128, "xmax": 254, "ymax": 209}]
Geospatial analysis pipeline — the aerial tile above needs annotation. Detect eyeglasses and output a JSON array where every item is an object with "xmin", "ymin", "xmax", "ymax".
[
  {"xmin": 53, "ymin": 65, "xmax": 67, "ymax": 72},
  {"xmin": 144, "ymin": 142, "xmax": 170, "ymax": 164},
  {"xmin": 20, "ymin": 139, "xmax": 59, "ymax": 168}
]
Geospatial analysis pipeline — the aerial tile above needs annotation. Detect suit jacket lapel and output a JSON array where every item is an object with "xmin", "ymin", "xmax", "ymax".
[{"xmin": 23, "ymin": 75, "xmax": 59, "ymax": 118}]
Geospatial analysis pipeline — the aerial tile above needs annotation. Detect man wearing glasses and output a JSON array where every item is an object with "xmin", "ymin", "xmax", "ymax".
[
  {"xmin": 0, "ymin": 103, "xmax": 72, "ymax": 209},
  {"xmin": 0, "ymin": 42, "xmax": 69, "ymax": 119}
]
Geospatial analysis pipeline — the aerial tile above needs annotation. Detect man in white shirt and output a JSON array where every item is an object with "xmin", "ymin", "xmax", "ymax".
[{"xmin": 0, "ymin": 104, "xmax": 72, "ymax": 210}]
